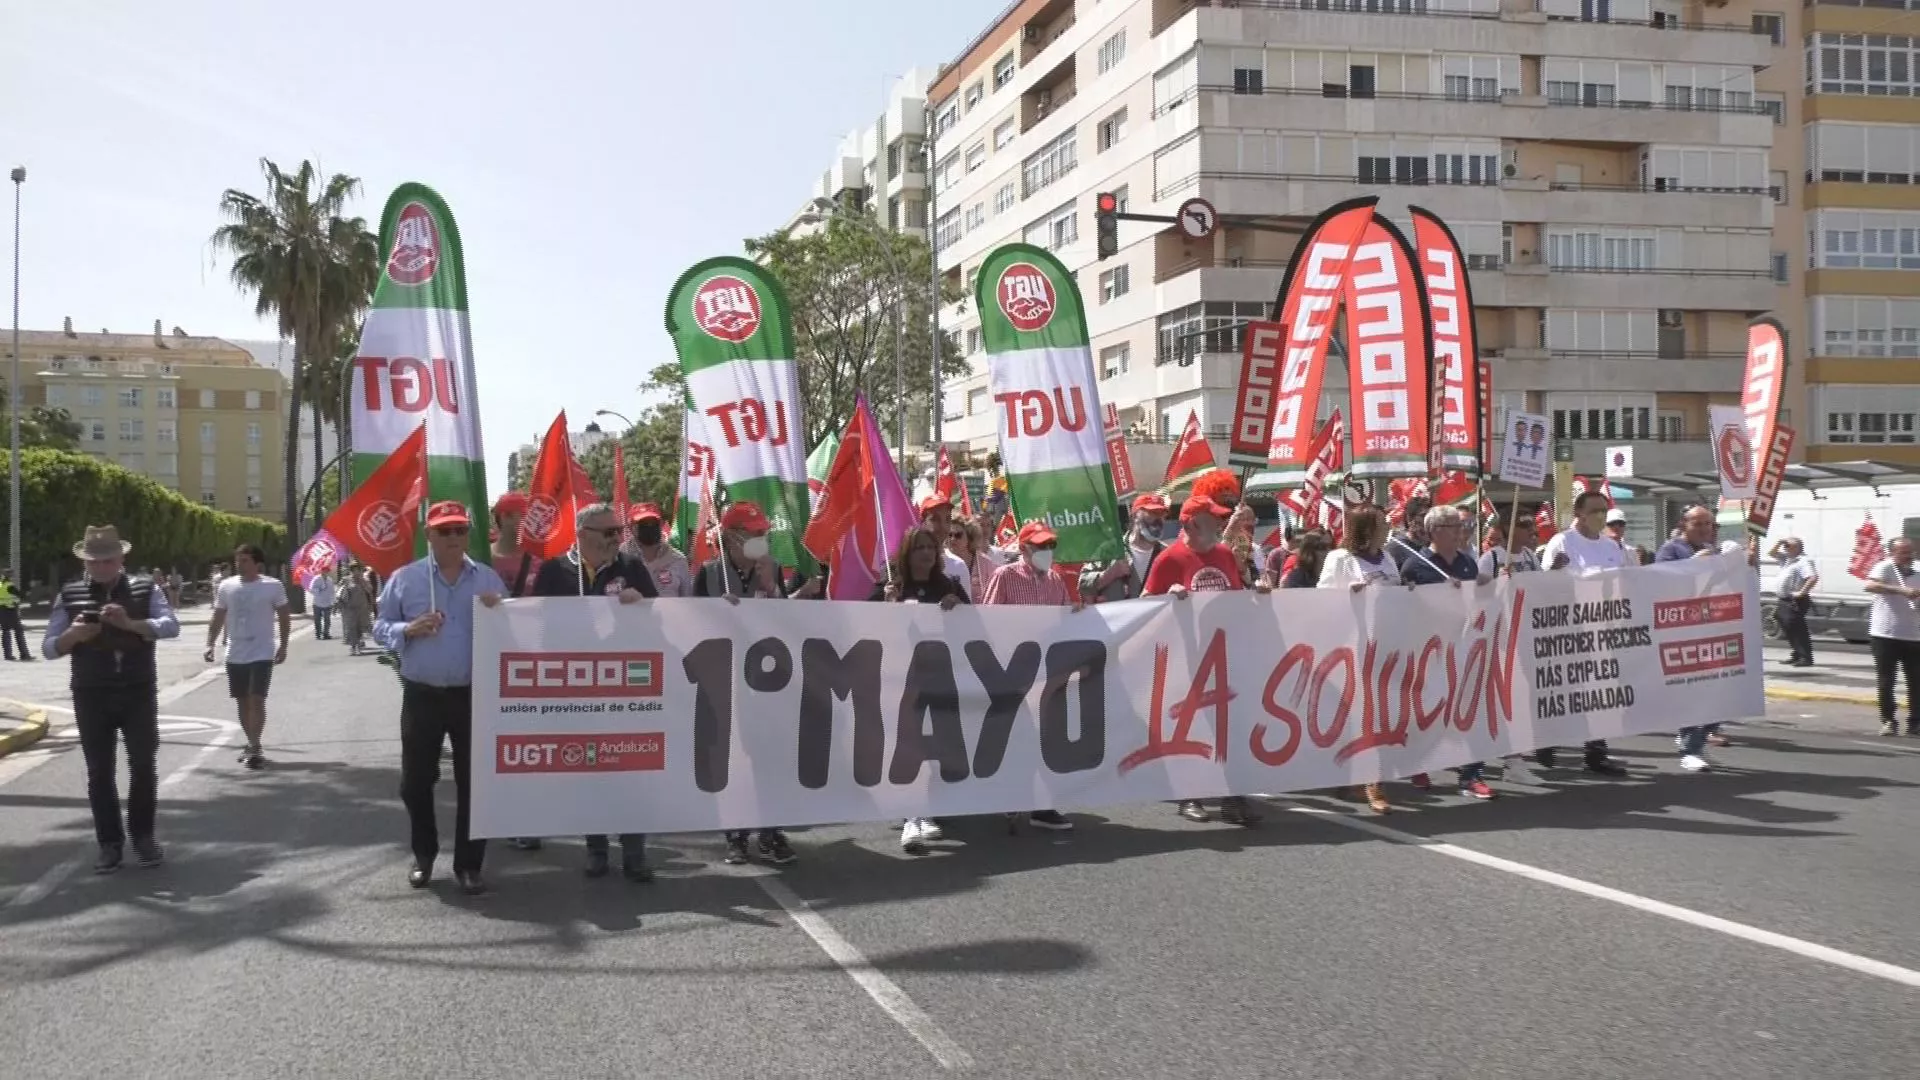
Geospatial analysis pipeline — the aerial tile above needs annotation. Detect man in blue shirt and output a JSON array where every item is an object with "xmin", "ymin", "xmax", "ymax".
[
  {"xmin": 374, "ymin": 501, "xmax": 506, "ymax": 895},
  {"xmin": 43, "ymin": 525, "xmax": 181, "ymax": 873},
  {"xmin": 1397, "ymin": 505, "xmax": 1499, "ymax": 801}
]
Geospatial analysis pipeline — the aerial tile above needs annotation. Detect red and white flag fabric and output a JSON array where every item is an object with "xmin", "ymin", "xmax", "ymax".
[
  {"xmin": 1534, "ymin": 501, "xmax": 1558, "ymax": 542},
  {"xmin": 689, "ymin": 473, "xmax": 719, "ymax": 570},
  {"xmin": 288, "ymin": 528, "xmax": 345, "ymax": 590},
  {"xmin": 520, "ymin": 412, "xmax": 584, "ymax": 561},
  {"xmin": 935, "ymin": 445, "xmax": 959, "ymax": 504},
  {"xmin": 1850, "ymin": 516, "xmax": 1885, "ymax": 579},
  {"xmin": 319, "ymin": 423, "xmax": 428, "ymax": 578},
  {"xmin": 1162, "ymin": 410, "xmax": 1218, "ymax": 491}
]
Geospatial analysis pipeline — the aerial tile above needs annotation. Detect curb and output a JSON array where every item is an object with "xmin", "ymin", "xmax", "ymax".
[
  {"xmin": 0, "ymin": 699, "xmax": 51, "ymax": 759},
  {"xmin": 1765, "ymin": 685, "xmax": 1879, "ymax": 707}
]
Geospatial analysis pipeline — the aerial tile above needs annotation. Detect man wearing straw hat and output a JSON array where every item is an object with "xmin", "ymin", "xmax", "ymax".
[
  {"xmin": 42, "ymin": 525, "xmax": 181, "ymax": 873},
  {"xmin": 372, "ymin": 500, "xmax": 506, "ymax": 896}
]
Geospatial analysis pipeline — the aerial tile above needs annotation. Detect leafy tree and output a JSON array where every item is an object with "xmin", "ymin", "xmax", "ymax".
[
  {"xmin": 0, "ymin": 380, "xmax": 83, "ymax": 450},
  {"xmin": 300, "ymin": 328, "xmax": 356, "ymax": 525},
  {"xmin": 211, "ymin": 158, "xmax": 380, "ymax": 541},
  {"xmin": 576, "ymin": 365, "xmax": 686, "ymax": 514},
  {"xmin": 743, "ymin": 217, "xmax": 967, "ymax": 451}
]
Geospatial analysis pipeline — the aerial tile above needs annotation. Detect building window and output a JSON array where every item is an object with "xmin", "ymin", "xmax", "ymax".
[
  {"xmin": 994, "ymin": 119, "xmax": 1017, "ymax": 151},
  {"xmin": 934, "ymin": 101, "xmax": 959, "ymax": 136},
  {"xmin": 1807, "ymin": 32, "xmax": 1920, "ymax": 97},
  {"xmin": 1544, "ymin": 229, "xmax": 1657, "ymax": 271},
  {"xmin": 966, "ymin": 327, "xmax": 982, "ymax": 354},
  {"xmin": 965, "ymin": 202, "xmax": 986, "ymax": 231},
  {"xmin": 200, "ymin": 492, "xmax": 216, "ymax": 506},
  {"xmin": 44, "ymin": 384, "xmax": 64, "ymax": 407},
  {"xmin": 244, "ymin": 389, "xmax": 261, "ymax": 410},
  {"xmin": 246, "ymin": 456, "xmax": 262, "ymax": 480},
  {"xmin": 1546, "ymin": 394, "xmax": 1656, "ymax": 440},
  {"xmin": 934, "ymin": 153, "xmax": 958, "ymax": 193},
  {"xmin": 1809, "ymin": 209, "xmax": 1920, "ymax": 270},
  {"xmin": 1771, "ymin": 170, "xmax": 1789, "ymax": 204},
  {"xmin": 1812, "ymin": 296, "xmax": 1920, "ymax": 357},
  {"xmin": 80, "ymin": 385, "xmax": 103, "ymax": 407},
  {"xmin": 199, "ymin": 421, "xmax": 216, "ymax": 449},
  {"xmin": 1097, "ymin": 30, "xmax": 1127, "ymax": 75},
  {"xmin": 1099, "ymin": 265, "xmax": 1131, "ymax": 303},
  {"xmin": 118, "ymin": 418, "xmax": 143, "ymax": 442},
  {"xmin": 964, "ymin": 81, "xmax": 984, "ymax": 111},
  {"xmin": 1097, "ymin": 108, "xmax": 1127, "ymax": 152},
  {"xmin": 968, "ymin": 387, "xmax": 988, "ymax": 415},
  {"xmin": 934, "ymin": 208, "xmax": 963, "ymax": 252},
  {"xmin": 1021, "ymin": 128, "xmax": 1077, "ymax": 198},
  {"xmin": 1112, "ymin": 185, "xmax": 1130, "ymax": 213},
  {"xmin": 1752, "ymin": 12, "xmax": 1783, "ymax": 44},
  {"xmin": 905, "ymin": 200, "xmax": 927, "ymax": 229},
  {"xmin": 993, "ymin": 181, "xmax": 1018, "ymax": 215},
  {"xmin": 1819, "ymin": 386, "xmax": 1920, "ymax": 444},
  {"xmin": 156, "ymin": 387, "xmax": 175, "ymax": 408},
  {"xmin": 246, "ymin": 422, "xmax": 261, "ymax": 448},
  {"xmin": 157, "ymin": 453, "xmax": 177, "ymax": 476},
  {"xmin": 119, "ymin": 453, "xmax": 143, "ymax": 471},
  {"xmin": 964, "ymin": 141, "xmax": 986, "ymax": 173},
  {"xmin": 1022, "ymin": 200, "xmax": 1079, "ymax": 252},
  {"xmin": 246, "ymin": 490, "xmax": 263, "ymax": 510},
  {"xmin": 201, "ymin": 458, "xmax": 216, "ymax": 482},
  {"xmin": 86, "ymin": 419, "xmax": 106, "ymax": 443},
  {"xmin": 1233, "ymin": 67, "xmax": 1264, "ymax": 95},
  {"xmin": 1099, "ymin": 343, "xmax": 1131, "ymax": 379},
  {"xmin": 1155, "ymin": 301, "xmax": 1271, "ymax": 363},
  {"xmin": 1757, "ymin": 93, "xmax": 1784, "ymax": 124},
  {"xmin": 1772, "ymin": 251, "xmax": 1790, "ymax": 283},
  {"xmin": 157, "ymin": 420, "xmax": 176, "ymax": 444},
  {"xmin": 117, "ymin": 387, "xmax": 142, "ymax": 408},
  {"xmin": 993, "ymin": 53, "xmax": 1016, "ymax": 90},
  {"xmin": 1545, "ymin": 309, "xmax": 1658, "ymax": 352},
  {"xmin": 199, "ymin": 388, "xmax": 215, "ymax": 408}
]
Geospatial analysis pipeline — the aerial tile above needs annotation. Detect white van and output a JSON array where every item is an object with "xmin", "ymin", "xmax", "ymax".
[{"xmin": 1758, "ymin": 483, "xmax": 1920, "ymax": 641}]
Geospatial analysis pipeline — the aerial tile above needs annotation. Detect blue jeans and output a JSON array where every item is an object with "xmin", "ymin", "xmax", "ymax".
[
  {"xmin": 1677, "ymin": 726, "xmax": 1711, "ymax": 756},
  {"xmin": 313, "ymin": 605, "xmax": 332, "ymax": 638},
  {"xmin": 1458, "ymin": 761, "xmax": 1485, "ymax": 784}
]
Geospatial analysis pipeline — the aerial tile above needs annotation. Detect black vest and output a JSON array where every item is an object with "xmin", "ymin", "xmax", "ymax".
[{"xmin": 59, "ymin": 574, "xmax": 158, "ymax": 689}]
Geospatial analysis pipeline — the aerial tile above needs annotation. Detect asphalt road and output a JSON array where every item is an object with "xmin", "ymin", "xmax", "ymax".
[{"xmin": 2, "ymin": 633, "xmax": 1918, "ymax": 1079}]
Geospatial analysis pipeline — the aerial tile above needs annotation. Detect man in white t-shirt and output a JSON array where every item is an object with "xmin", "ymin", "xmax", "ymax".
[
  {"xmin": 1864, "ymin": 536, "xmax": 1920, "ymax": 737},
  {"xmin": 308, "ymin": 570, "xmax": 336, "ymax": 640},
  {"xmin": 204, "ymin": 544, "xmax": 290, "ymax": 769},
  {"xmin": 1534, "ymin": 491, "xmax": 1629, "ymax": 777}
]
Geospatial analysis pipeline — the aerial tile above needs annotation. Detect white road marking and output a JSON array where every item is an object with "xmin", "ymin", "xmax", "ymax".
[
  {"xmin": 1286, "ymin": 803, "xmax": 1920, "ymax": 990},
  {"xmin": 3, "ymin": 725, "xmax": 237, "ymax": 912},
  {"xmin": 755, "ymin": 875, "xmax": 975, "ymax": 1070},
  {"xmin": 1849, "ymin": 739, "xmax": 1920, "ymax": 755}
]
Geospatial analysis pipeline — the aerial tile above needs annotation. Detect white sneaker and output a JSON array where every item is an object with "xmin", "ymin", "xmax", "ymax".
[
  {"xmin": 917, "ymin": 818, "xmax": 944, "ymax": 842},
  {"xmin": 899, "ymin": 819, "xmax": 928, "ymax": 854},
  {"xmin": 1503, "ymin": 758, "xmax": 1541, "ymax": 785},
  {"xmin": 1679, "ymin": 754, "xmax": 1710, "ymax": 773}
]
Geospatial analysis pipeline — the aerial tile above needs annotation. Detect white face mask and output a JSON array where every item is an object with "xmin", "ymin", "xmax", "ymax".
[
  {"xmin": 741, "ymin": 535, "xmax": 771, "ymax": 561},
  {"xmin": 1028, "ymin": 549, "xmax": 1055, "ymax": 573}
]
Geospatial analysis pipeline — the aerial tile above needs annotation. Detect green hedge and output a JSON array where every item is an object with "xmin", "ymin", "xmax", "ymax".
[{"xmin": 0, "ymin": 449, "xmax": 287, "ymax": 575}]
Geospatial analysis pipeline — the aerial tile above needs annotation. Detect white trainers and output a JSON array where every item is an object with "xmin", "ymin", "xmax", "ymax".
[
  {"xmin": 1679, "ymin": 754, "xmax": 1710, "ymax": 773},
  {"xmin": 899, "ymin": 819, "xmax": 928, "ymax": 854},
  {"xmin": 1503, "ymin": 757, "xmax": 1541, "ymax": 785},
  {"xmin": 1881, "ymin": 720, "xmax": 1899, "ymax": 737},
  {"xmin": 917, "ymin": 819, "xmax": 944, "ymax": 842}
]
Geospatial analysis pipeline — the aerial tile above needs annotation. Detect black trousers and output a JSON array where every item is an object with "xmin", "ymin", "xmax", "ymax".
[
  {"xmin": 584, "ymin": 833, "xmax": 646, "ymax": 858},
  {"xmin": 73, "ymin": 683, "xmax": 160, "ymax": 846},
  {"xmin": 1871, "ymin": 636, "xmax": 1920, "ymax": 726},
  {"xmin": 399, "ymin": 681, "xmax": 485, "ymax": 874},
  {"xmin": 0, "ymin": 606, "xmax": 28, "ymax": 659},
  {"xmin": 1780, "ymin": 596, "xmax": 1814, "ymax": 662}
]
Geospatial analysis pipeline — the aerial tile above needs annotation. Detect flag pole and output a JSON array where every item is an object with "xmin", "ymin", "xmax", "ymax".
[{"xmin": 422, "ymin": 422, "xmax": 436, "ymax": 615}]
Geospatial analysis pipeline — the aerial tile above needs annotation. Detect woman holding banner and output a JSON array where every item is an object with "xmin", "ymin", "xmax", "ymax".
[
  {"xmin": 880, "ymin": 527, "xmax": 970, "ymax": 853},
  {"xmin": 1316, "ymin": 506, "xmax": 1396, "ymax": 815}
]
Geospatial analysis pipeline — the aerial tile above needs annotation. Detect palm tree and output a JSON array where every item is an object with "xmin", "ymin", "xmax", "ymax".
[{"xmin": 212, "ymin": 158, "xmax": 379, "ymax": 540}]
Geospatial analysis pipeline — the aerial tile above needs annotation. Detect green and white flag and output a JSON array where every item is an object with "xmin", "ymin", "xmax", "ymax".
[
  {"xmin": 664, "ymin": 257, "xmax": 812, "ymax": 570},
  {"xmin": 671, "ymin": 393, "xmax": 715, "ymax": 553},
  {"xmin": 975, "ymin": 245, "xmax": 1124, "ymax": 564},
  {"xmin": 348, "ymin": 184, "xmax": 490, "ymax": 564},
  {"xmin": 806, "ymin": 432, "xmax": 840, "ymax": 514}
]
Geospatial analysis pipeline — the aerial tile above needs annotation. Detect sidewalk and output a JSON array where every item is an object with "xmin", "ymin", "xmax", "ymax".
[
  {"xmin": 0, "ymin": 699, "xmax": 50, "ymax": 758},
  {"xmin": 1762, "ymin": 644, "xmax": 1879, "ymax": 706}
]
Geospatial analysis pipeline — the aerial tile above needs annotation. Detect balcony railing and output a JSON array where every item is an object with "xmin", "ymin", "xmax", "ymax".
[
  {"xmin": 1181, "ymin": 81, "xmax": 1774, "ymax": 117},
  {"xmin": 1164, "ymin": 0, "xmax": 1763, "ymax": 31},
  {"xmin": 1155, "ymin": 166, "xmax": 1772, "ymax": 201}
]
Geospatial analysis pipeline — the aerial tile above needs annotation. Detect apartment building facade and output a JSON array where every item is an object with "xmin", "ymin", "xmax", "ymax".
[
  {"xmin": 230, "ymin": 338, "xmax": 342, "ymax": 503},
  {"xmin": 1792, "ymin": 0, "xmax": 1920, "ymax": 466},
  {"xmin": 925, "ymin": 0, "xmax": 1786, "ymax": 490},
  {"xmin": 8, "ymin": 318, "xmax": 290, "ymax": 521}
]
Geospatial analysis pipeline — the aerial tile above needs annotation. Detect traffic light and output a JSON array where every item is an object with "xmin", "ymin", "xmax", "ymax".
[{"xmin": 1095, "ymin": 191, "xmax": 1119, "ymax": 260}]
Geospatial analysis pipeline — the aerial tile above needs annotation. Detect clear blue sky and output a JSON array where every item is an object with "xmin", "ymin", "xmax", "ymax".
[{"xmin": 2, "ymin": 0, "xmax": 1002, "ymax": 490}]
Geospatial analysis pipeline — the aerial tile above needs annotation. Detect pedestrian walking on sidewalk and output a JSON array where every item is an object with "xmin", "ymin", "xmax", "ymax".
[
  {"xmin": 1863, "ymin": 536, "xmax": 1920, "ymax": 737},
  {"xmin": 373, "ymin": 501, "xmax": 506, "ymax": 896},
  {"xmin": 0, "ymin": 567, "xmax": 31, "ymax": 661},
  {"xmin": 204, "ymin": 544, "xmax": 290, "ymax": 770},
  {"xmin": 338, "ymin": 564, "xmax": 375, "ymax": 654},
  {"xmin": 308, "ymin": 570, "xmax": 336, "ymax": 640},
  {"xmin": 42, "ymin": 525, "xmax": 180, "ymax": 873},
  {"xmin": 1771, "ymin": 537, "xmax": 1820, "ymax": 667}
]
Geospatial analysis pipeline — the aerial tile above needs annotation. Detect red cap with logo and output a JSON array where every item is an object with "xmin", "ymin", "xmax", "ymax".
[
  {"xmin": 1132, "ymin": 492, "xmax": 1170, "ymax": 513},
  {"xmin": 1016, "ymin": 520, "xmax": 1058, "ymax": 547},
  {"xmin": 1179, "ymin": 496, "xmax": 1231, "ymax": 523},
  {"xmin": 629, "ymin": 502, "xmax": 664, "ymax": 524},
  {"xmin": 720, "ymin": 502, "xmax": 771, "ymax": 534},
  {"xmin": 426, "ymin": 501, "xmax": 473, "ymax": 529}
]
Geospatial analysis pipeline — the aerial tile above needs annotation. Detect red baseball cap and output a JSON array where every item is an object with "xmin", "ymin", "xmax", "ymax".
[
  {"xmin": 720, "ymin": 502, "xmax": 771, "ymax": 534},
  {"xmin": 426, "ymin": 501, "xmax": 473, "ymax": 529},
  {"xmin": 629, "ymin": 502, "xmax": 664, "ymax": 524},
  {"xmin": 1016, "ymin": 520, "xmax": 1058, "ymax": 547},
  {"xmin": 918, "ymin": 495, "xmax": 952, "ymax": 516},
  {"xmin": 491, "ymin": 492, "xmax": 529, "ymax": 517},
  {"xmin": 1132, "ymin": 492, "xmax": 1170, "ymax": 513},
  {"xmin": 1179, "ymin": 495, "xmax": 1231, "ymax": 523}
]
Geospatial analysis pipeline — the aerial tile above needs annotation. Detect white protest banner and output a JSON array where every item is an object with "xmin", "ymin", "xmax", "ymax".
[
  {"xmin": 1498, "ymin": 411, "xmax": 1551, "ymax": 489},
  {"xmin": 471, "ymin": 557, "xmax": 1762, "ymax": 838}
]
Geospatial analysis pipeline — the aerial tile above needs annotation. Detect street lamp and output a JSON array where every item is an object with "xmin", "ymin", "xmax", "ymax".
[
  {"xmin": 8, "ymin": 165, "xmax": 22, "ymax": 582},
  {"xmin": 795, "ymin": 197, "xmax": 909, "ymax": 473},
  {"xmin": 594, "ymin": 408, "xmax": 634, "ymax": 429}
]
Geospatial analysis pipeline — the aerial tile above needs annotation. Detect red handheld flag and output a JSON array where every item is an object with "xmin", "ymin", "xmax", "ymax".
[
  {"xmin": 1163, "ymin": 409, "xmax": 1218, "ymax": 489},
  {"xmin": 1849, "ymin": 516, "xmax": 1885, "ymax": 580},
  {"xmin": 520, "ymin": 413, "xmax": 579, "ymax": 560},
  {"xmin": 320, "ymin": 424, "xmax": 428, "ymax": 578}
]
